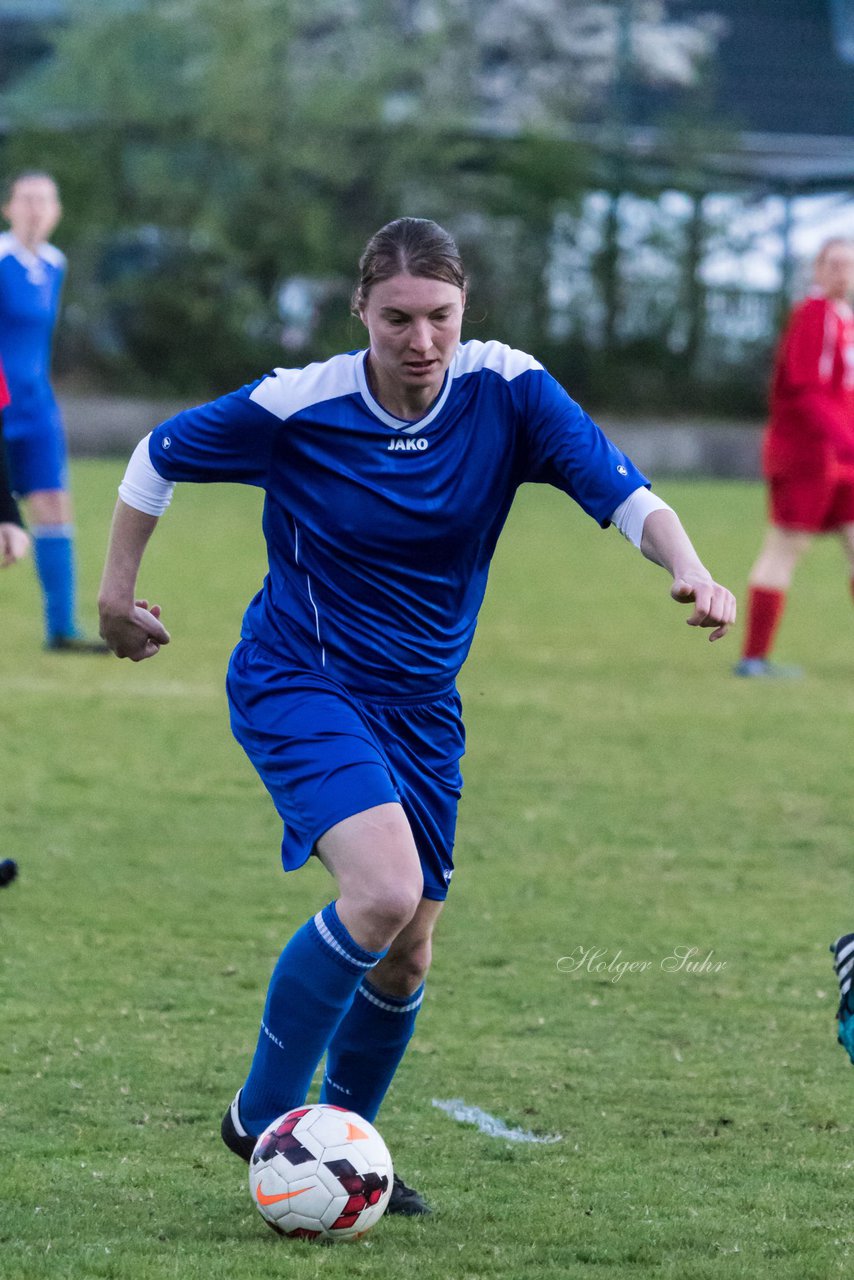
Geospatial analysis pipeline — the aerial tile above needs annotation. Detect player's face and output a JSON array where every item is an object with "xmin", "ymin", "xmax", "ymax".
[
  {"xmin": 360, "ymin": 273, "xmax": 465, "ymax": 415},
  {"xmin": 3, "ymin": 176, "xmax": 62, "ymax": 249},
  {"xmin": 814, "ymin": 243, "xmax": 854, "ymax": 301}
]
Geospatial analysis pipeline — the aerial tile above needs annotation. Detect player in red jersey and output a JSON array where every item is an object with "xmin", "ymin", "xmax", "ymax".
[
  {"xmin": 0, "ymin": 357, "xmax": 30, "ymax": 566},
  {"xmin": 735, "ymin": 237, "xmax": 854, "ymax": 677}
]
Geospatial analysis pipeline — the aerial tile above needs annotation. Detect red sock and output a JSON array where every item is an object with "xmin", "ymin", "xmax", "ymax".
[{"xmin": 742, "ymin": 586, "xmax": 786, "ymax": 660}]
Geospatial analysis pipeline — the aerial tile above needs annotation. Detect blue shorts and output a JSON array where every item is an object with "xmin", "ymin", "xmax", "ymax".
[
  {"xmin": 3, "ymin": 407, "xmax": 69, "ymax": 496},
  {"xmin": 226, "ymin": 639, "xmax": 465, "ymax": 900}
]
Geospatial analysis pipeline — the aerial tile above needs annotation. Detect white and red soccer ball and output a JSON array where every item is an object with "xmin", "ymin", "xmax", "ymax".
[{"xmin": 248, "ymin": 1103, "xmax": 393, "ymax": 1241}]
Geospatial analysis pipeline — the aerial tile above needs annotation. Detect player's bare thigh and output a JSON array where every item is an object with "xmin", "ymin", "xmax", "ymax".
[{"xmin": 315, "ymin": 802, "xmax": 424, "ymax": 953}]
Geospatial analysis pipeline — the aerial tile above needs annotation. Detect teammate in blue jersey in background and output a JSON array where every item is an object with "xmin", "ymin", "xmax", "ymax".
[
  {"xmin": 98, "ymin": 218, "xmax": 736, "ymax": 1216},
  {"xmin": 0, "ymin": 171, "xmax": 106, "ymax": 651}
]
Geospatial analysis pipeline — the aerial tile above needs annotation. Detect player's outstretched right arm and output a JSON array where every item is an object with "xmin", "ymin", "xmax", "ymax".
[{"xmin": 98, "ymin": 499, "xmax": 171, "ymax": 661}]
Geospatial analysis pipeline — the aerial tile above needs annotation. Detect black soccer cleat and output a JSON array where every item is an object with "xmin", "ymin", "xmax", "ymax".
[
  {"xmin": 46, "ymin": 634, "xmax": 111, "ymax": 655},
  {"xmin": 221, "ymin": 1090, "xmax": 256, "ymax": 1162},
  {"xmin": 830, "ymin": 934, "xmax": 854, "ymax": 1064},
  {"xmin": 387, "ymin": 1172, "xmax": 432, "ymax": 1216},
  {"xmin": 0, "ymin": 859, "xmax": 18, "ymax": 888}
]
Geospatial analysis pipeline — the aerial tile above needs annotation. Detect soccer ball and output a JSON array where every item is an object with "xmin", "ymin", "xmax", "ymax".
[{"xmin": 248, "ymin": 1104, "xmax": 394, "ymax": 1242}]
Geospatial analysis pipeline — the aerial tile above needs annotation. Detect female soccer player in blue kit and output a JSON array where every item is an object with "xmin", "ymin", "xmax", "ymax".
[
  {"xmin": 0, "ymin": 171, "xmax": 105, "ymax": 650},
  {"xmin": 98, "ymin": 218, "xmax": 735, "ymax": 1215}
]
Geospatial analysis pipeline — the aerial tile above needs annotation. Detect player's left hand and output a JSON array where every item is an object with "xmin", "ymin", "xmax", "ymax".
[{"xmin": 670, "ymin": 573, "xmax": 736, "ymax": 642}]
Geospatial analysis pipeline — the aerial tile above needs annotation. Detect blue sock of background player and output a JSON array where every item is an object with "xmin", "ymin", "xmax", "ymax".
[
  {"xmin": 320, "ymin": 978, "xmax": 425, "ymax": 1122},
  {"xmin": 31, "ymin": 523, "xmax": 78, "ymax": 641}
]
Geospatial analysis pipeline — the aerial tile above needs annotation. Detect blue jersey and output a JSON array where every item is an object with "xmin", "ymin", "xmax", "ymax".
[
  {"xmin": 149, "ymin": 340, "xmax": 648, "ymax": 699},
  {"xmin": 0, "ymin": 232, "xmax": 66, "ymax": 439}
]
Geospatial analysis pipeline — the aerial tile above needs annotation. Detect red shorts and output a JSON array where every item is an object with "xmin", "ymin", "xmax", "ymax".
[{"xmin": 769, "ymin": 472, "xmax": 854, "ymax": 532}]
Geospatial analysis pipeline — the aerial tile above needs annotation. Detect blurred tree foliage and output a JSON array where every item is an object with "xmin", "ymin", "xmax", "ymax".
[
  {"xmin": 1, "ymin": 0, "xmax": 759, "ymax": 411},
  {"xmin": 1, "ymin": 0, "xmax": 585, "ymax": 391}
]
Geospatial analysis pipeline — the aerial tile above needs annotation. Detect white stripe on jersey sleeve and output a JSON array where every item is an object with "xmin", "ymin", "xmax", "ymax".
[
  {"xmin": 610, "ymin": 486, "xmax": 672, "ymax": 548},
  {"xmin": 452, "ymin": 339, "xmax": 543, "ymax": 381},
  {"xmin": 249, "ymin": 352, "xmax": 363, "ymax": 422},
  {"xmin": 118, "ymin": 434, "xmax": 175, "ymax": 516}
]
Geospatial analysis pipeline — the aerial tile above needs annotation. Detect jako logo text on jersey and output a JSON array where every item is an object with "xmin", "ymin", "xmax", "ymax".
[{"xmin": 387, "ymin": 437, "xmax": 429, "ymax": 451}]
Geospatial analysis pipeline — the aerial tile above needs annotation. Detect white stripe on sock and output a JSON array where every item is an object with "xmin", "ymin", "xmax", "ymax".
[
  {"xmin": 31, "ymin": 523, "xmax": 74, "ymax": 539},
  {"xmin": 358, "ymin": 984, "xmax": 424, "ymax": 1015},
  {"xmin": 313, "ymin": 911, "xmax": 375, "ymax": 969}
]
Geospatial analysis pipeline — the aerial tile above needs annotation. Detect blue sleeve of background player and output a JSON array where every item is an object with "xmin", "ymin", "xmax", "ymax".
[
  {"xmin": 513, "ymin": 368, "xmax": 649, "ymax": 525},
  {"xmin": 148, "ymin": 382, "xmax": 278, "ymax": 486}
]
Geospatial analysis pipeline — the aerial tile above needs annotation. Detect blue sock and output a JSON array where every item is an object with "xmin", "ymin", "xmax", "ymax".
[
  {"xmin": 320, "ymin": 977, "xmax": 425, "ymax": 1122},
  {"xmin": 32, "ymin": 524, "xmax": 77, "ymax": 641},
  {"xmin": 240, "ymin": 901, "xmax": 386, "ymax": 1134}
]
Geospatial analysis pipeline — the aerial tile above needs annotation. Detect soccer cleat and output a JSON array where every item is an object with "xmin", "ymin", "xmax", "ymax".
[
  {"xmin": 0, "ymin": 858, "xmax": 18, "ymax": 888},
  {"xmin": 733, "ymin": 657, "xmax": 802, "ymax": 679},
  {"xmin": 387, "ymin": 1172, "xmax": 432, "ymax": 1216},
  {"xmin": 46, "ymin": 634, "xmax": 111, "ymax": 654},
  {"xmin": 221, "ymin": 1090, "xmax": 257, "ymax": 1162},
  {"xmin": 830, "ymin": 934, "xmax": 854, "ymax": 1064}
]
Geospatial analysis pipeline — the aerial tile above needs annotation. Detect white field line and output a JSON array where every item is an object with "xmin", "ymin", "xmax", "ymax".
[
  {"xmin": 2, "ymin": 675, "xmax": 220, "ymax": 700},
  {"xmin": 432, "ymin": 1098, "xmax": 561, "ymax": 1144}
]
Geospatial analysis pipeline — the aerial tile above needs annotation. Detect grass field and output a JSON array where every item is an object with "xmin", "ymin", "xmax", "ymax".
[{"xmin": 3, "ymin": 461, "xmax": 854, "ymax": 1279}]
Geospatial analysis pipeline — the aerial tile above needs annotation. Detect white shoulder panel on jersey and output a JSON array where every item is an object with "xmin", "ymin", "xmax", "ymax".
[
  {"xmin": 0, "ymin": 232, "xmax": 65, "ymax": 270},
  {"xmin": 452, "ymin": 339, "xmax": 543, "ymax": 382},
  {"xmin": 249, "ymin": 351, "xmax": 363, "ymax": 422},
  {"xmin": 40, "ymin": 242, "xmax": 67, "ymax": 268}
]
